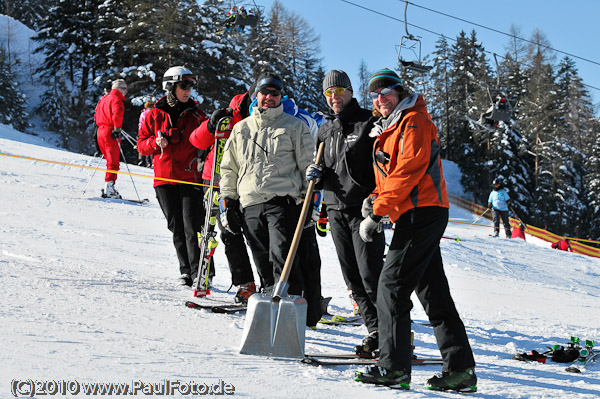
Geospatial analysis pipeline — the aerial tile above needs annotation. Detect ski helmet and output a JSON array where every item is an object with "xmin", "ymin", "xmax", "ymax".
[
  {"xmin": 492, "ymin": 177, "xmax": 504, "ymax": 186},
  {"xmin": 162, "ymin": 66, "xmax": 197, "ymax": 92}
]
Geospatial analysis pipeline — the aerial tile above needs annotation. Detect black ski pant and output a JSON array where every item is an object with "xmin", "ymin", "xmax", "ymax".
[
  {"xmin": 328, "ymin": 207, "xmax": 384, "ymax": 333},
  {"xmin": 155, "ymin": 184, "xmax": 205, "ymax": 280},
  {"xmin": 241, "ymin": 196, "xmax": 303, "ymax": 295},
  {"xmin": 297, "ymin": 225, "xmax": 323, "ymax": 327},
  {"xmin": 492, "ymin": 208, "xmax": 511, "ymax": 237},
  {"xmin": 377, "ymin": 207, "xmax": 475, "ymax": 373},
  {"xmin": 202, "ymin": 180, "xmax": 254, "ymax": 286}
]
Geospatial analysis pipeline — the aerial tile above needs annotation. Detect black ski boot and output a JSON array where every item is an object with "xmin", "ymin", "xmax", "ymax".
[{"xmin": 355, "ymin": 330, "xmax": 378, "ymax": 356}]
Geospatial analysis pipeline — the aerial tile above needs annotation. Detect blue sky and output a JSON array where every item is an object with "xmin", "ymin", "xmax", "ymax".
[{"xmin": 258, "ymin": 0, "xmax": 600, "ymax": 109}]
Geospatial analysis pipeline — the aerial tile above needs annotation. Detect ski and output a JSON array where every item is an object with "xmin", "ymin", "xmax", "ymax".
[
  {"xmin": 318, "ymin": 315, "xmax": 363, "ymax": 326},
  {"xmin": 301, "ymin": 355, "xmax": 443, "ymax": 367},
  {"xmin": 185, "ymin": 300, "xmax": 246, "ymax": 314},
  {"xmin": 100, "ymin": 190, "xmax": 149, "ymax": 204}
]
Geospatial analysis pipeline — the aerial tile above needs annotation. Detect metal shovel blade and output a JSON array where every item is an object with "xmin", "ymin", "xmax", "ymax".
[{"xmin": 239, "ymin": 292, "xmax": 307, "ymax": 358}]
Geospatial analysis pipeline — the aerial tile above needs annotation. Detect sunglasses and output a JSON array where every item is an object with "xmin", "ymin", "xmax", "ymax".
[
  {"xmin": 369, "ymin": 84, "xmax": 400, "ymax": 100},
  {"xmin": 259, "ymin": 87, "xmax": 281, "ymax": 97},
  {"xmin": 178, "ymin": 80, "xmax": 196, "ymax": 90},
  {"xmin": 324, "ymin": 87, "xmax": 348, "ymax": 97}
]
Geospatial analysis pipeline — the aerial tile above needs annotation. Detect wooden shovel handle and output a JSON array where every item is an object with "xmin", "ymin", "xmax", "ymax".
[{"xmin": 278, "ymin": 141, "xmax": 325, "ymax": 285}]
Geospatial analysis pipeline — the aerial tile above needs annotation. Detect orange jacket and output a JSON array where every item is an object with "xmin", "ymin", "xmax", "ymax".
[{"xmin": 372, "ymin": 95, "xmax": 448, "ymax": 222}]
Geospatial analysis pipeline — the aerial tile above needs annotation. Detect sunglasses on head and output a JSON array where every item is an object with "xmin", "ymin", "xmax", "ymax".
[
  {"xmin": 323, "ymin": 87, "xmax": 348, "ymax": 97},
  {"xmin": 369, "ymin": 83, "xmax": 400, "ymax": 100},
  {"xmin": 259, "ymin": 87, "xmax": 281, "ymax": 96},
  {"xmin": 178, "ymin": 80, "xmax": 196, "ymax": 90}
]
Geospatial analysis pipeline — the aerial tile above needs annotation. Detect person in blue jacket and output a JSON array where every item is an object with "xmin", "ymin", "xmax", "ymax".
[{"xmin": 487, "ymin": 177, "xmax": 512, "ymax": 238}]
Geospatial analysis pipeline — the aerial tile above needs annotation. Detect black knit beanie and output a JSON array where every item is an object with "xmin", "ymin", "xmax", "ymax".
[
  {"xmin": 322, "ymin": 70, "xmax": 352, "ymax": 92},
  {"xmin": 368, "ymin": 68, "xmax": 403, "ymax": 92}
]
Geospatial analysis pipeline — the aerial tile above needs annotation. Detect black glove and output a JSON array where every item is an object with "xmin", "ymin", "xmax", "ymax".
[
  {"xmin": 208, "ymin": 108, "xmax": 233, "ymax": 134},
  {"xmin": 111, "ymin": 127, "xmax": 123, "ymax": 139},
  {"xmin": 219, "ymin": 197, "xmax": 243, "ymax": 234}
]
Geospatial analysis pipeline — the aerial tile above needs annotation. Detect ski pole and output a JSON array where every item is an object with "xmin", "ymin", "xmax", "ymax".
[
  {"xmin": 466, "ymin": 207, "xmax": 490, "ymax": 229},
  {"xmin": 82, "ymin": 153, "xmax": 105, "ymax": 195},
  {"xmin": 118, "ymin": 141, "xmax": 143, "ymax": 202},
  {"xmin": 120, "ymin": 130, "xmax": 137, "ymax": 148}
]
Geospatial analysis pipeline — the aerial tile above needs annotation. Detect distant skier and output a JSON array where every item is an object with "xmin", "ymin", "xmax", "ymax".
[
  {"xmin": 487, "ymin": 177, "xmax": 512, "ymax": 238},
  {"xmin": 552, "ymin": 238, "xmax": 573, "ymax": 252},
  {"xmin": 94, "ymin": 79, "xmax": 128, "ymax": 198}
]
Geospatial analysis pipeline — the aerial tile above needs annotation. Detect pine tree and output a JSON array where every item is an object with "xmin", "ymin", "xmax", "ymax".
[
  {"xmin": 357, "ymin": 59, "xmax": 371, "ymax": 109},
  {"xmin": 425, "ymin": 36, "xmax": 452, "ymax": 159},
  {"xmin": 32, "ymin": 0, "xmax": 100, "ymax": 151},
  {"xmin": 0, "ymin": 44, "xmax": 30, "ymax": 131}
]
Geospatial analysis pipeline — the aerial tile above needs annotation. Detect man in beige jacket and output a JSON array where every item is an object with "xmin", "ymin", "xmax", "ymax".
[{"xmin": 219, "ymin": 72, "xmax": 314, "ymax": 298}]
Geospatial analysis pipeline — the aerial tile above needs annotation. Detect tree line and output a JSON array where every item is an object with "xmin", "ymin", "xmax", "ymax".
[{"xmin": 1, "ymin": 1, "xmax": 599, "ymax": 240}]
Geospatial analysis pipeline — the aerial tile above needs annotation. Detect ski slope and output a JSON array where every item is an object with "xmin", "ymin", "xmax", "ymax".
[{"xmin": 1, "ymin": 125, "xmax": 599, "ymax": 398}]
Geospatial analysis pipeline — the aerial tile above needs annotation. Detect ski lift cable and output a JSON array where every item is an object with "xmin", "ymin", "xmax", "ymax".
[
  {"xmin": 339, "ymin": 0, "xmax": 600, "ymax": 92},
  {"xmin": 403, "ymin": 0, "xmax": 600, "ymax": 68}
]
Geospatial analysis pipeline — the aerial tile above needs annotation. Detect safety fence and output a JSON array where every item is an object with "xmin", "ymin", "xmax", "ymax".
[{"xmin": 448, "ymin": 193, "xmax": 600, "ymax": 259}]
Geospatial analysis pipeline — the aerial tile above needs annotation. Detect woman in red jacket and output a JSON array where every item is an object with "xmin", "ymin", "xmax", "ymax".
[
  {"xmin": 355, "ymin": 69, "xmax": 476, "ymax": 392},
  {"xmin": 137, "ymin": 66, "xmax": 207, "ymax": 287}
]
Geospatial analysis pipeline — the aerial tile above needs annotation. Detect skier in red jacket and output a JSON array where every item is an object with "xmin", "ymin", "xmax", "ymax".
[
  {"xmin": 94, "ymin": 79, "xmax": 127, "ymax": 198},
  {"xmin": 137, "ymin": 66, "xmax": 208, "ymax": 287},
  {"xmin": 552, "ymin": 238, "xmax": 573, "ymax": 252}
]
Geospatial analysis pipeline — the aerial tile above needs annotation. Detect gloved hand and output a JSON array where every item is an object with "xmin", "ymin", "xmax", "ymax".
[
  {"xmin": 359, "ymin": 215, "xmax": 381, "ymax": 242},
  {"xmin": 111, "ymin": 127, "xmax": 123, "ymax": 139},
  {"xmin": 305, "ymin": 163, "xmax": 323, "ymax": 183},
  {"xmin": 218, "ymin": 197, "xmax": 243, "ymax": 234},
  {"xmin": 208, "ymin": 108, "xmax": 233, "ymax": 134},
  {"xmin": 156, "ymin": 131, "xmax": 168, "ymax": 149},
  {"xmin": 361, "ymin": 195, "xmax": 377, "ymax": 218},
  {"xmin": 167, "ymin": 127, "xmax": 180, "ymax": 143},
  {"xmin": 487, "ymin": 202, "xmax": 492, "ymax": 209}
]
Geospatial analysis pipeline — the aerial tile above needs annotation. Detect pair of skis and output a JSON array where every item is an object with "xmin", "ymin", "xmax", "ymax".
[
  {"xmin": 301, "ymin": 352, "xmax": 443, "ymax": 367},
  {"xmin": 193, "ymin": 117, "xmax": 232, "ymax": 298}
]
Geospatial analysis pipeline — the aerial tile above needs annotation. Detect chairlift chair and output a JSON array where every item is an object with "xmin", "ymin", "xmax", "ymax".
[{"xmin": 397, "ymin": 1, "xmax": 432, "ymax": 74}]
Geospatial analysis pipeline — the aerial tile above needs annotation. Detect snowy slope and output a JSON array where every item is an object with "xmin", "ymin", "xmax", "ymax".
[{"xmin": 1, "ymin": 125, "xmax": 600, "ymax": 398}]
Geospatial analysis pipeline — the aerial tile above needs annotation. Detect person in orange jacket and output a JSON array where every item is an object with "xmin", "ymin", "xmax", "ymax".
[
  {"xmin": 94, "ymin": 79, "xmax": 127, "ymax": 198},
  {"xmin": 355, "ymin": 69, "xmax": 476, "ymax": 392}
]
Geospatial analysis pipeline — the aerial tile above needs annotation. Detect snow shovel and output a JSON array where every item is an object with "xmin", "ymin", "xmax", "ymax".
[{"xmin": 239, "ymin": 142, "xmax": 325, "ymax": 359}]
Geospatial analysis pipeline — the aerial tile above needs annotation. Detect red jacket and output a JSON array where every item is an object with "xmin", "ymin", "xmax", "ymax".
[
  {"xmin": 94, "ymin": 89, "xmax": 126, "ymax": 129},
  {"xmin": 372, "ymin": 95, "xmax": 448, "ymax": 222},
  {"xmin": 552, "ymin": 239, "xmax": 572, "ymax": 252},
  {"xmin": 190, "ymin": 93, "xmax": 249, "ymax": 181},
  {"xmin": 137, "ymin": 96, "xmax": 207, "ymax": 187}
]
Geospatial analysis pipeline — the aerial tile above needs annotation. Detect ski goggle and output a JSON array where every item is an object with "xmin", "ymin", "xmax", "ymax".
[
  {"xmin": 323, "ymin": 87, "xmax": 348, "ymax": 97},
  {"xmin": 369, "ymin": 84, "xmax": 400, "ymax": 100},
  {"xmin": 258, "ymin": 87, "xmax": 281, "ymax": 97},
  {"xmin": 178, "ymin": 79, "xmax": 196, "ymax": 90}
]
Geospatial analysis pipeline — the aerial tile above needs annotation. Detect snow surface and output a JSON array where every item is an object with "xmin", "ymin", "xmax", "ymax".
[{"xmin": 2, "ymin": 124, "xmax": 600, "ymax": 398}]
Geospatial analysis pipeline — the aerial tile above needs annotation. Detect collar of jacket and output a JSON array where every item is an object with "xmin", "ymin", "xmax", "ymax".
[
  {"xmin": 252, "ymin": 103, "xmax": 284, "ymax": 122},
  {"xmin": 329, "ymin": 97, "xmax": 362, "ymax": 122},
  {"xmin": 370, "ymin": 93, "xmax": 419, "ymax": 137},
  {"xmin": 110, "ymin": 89, "xmax": 126, "ymax": 102}
]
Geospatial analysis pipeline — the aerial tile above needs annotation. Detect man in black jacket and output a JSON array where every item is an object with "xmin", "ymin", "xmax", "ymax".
[{"xmin": 307, "ymin": 70, "xmax": 385, "ymax": 353}]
